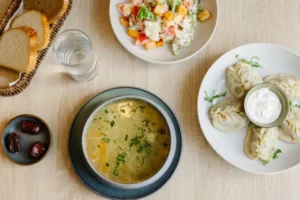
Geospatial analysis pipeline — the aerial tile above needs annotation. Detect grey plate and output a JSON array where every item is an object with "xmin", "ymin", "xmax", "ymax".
[
  {"xmin": 1, "ymin": 114, "xmax": 52, "ymax": 165},
  {"xmin": 68, "ymin": 87, "xmax": 182, "ymax": 199}
]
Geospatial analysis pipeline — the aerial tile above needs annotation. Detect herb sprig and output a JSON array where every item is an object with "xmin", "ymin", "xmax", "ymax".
[
  {"xmin": 289, "ymin": 101, "xmax": 300, "ymax": 111},
  {"xmin": 262, "ymin": 149, "xmax": 282, "ymax": 165},
  {"xmin": 204, "ymin": 91, "xmax": 227, "ymax": 106},
  {"xmin": 236, "ymin": 55, "xmax": 262, "ymax": 68}
]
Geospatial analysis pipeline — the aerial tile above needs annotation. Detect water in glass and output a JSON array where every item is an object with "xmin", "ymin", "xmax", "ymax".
[{"xmin": 53, "ymin": 30, "xmax": 98, "ymax": 82}]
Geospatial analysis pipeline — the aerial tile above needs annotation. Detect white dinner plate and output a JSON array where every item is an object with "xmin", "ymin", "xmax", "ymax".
[
  {"xmin": 197, "ymin": 43, "xmax": 300, "ymax": 174},
  {"xmin": 109, "ymin": 0, "xmax": 218, "ymax": 64}
]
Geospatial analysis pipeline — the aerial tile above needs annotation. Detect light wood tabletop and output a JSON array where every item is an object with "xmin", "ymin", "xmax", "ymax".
[{"xmin": 1, "ymin": 0, "xmax": 300, "ymax": 200}]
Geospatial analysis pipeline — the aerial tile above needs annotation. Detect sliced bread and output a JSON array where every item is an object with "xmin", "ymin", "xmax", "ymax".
[
  {"xmin": 10, "ymin": 10, "xmax": 50, "ymax": 50},
  {"xmin": 24, "ymin": 0, "xmax": 69, "ymax": 24},
  {"xmin": 0, "ymin": 27, "xmax": 38, "ymax": 73},
  {"xmin": 0, "ymin": 67, "xmax": 20, "ymax": 88}
]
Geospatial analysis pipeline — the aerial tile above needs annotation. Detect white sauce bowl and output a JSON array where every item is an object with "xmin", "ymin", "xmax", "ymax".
[{"xmin": 244, "ymin": 83, "xmax": 289, "ymax": 128}]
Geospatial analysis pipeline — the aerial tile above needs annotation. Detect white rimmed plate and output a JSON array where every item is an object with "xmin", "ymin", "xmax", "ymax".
[
  {"xmin": 197, "ymin": 43, "xmax": 300, "ymax": 174},
  {"xmin": 109, "ymin": 0, "xmax": 218, "ymax": 64}
]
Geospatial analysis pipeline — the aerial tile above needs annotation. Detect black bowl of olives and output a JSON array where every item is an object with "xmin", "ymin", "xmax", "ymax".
[{"xmin": 1, "ymin": 114, "xmax": 52, "ymax": 165}]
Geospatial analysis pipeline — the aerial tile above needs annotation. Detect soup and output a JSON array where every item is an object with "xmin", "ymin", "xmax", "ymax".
[{"xmin": 85, "ymin": 99, "xmax": 171, "ymax": 184}]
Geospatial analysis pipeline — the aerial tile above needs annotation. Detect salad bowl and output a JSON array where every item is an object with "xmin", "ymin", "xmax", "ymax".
[{"xmin": 109, "ymin": 0, "xmax": 218, "ymax": 64}]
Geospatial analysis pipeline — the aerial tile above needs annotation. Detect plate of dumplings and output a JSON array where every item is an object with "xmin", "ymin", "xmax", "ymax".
[{"xmin": 197, "ymin": 43, "xmax": 300, "ymax": 174}]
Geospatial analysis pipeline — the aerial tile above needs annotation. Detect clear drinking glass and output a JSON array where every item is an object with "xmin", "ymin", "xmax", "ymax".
[{"xmin": 53, "ymin": 29, "xmax": 99, "ymax": 82}]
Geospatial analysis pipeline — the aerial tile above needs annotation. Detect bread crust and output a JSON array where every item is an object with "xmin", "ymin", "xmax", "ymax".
[
  {"xmin": 10, "ymin": 10, "xmax": 51, "ymax": 50},
  {"xmin": 0, "ymin": 27, "xmax": 38, "ymax": 73},
  {"xmin": 23, "ymin": 0, "xmax": 69, "ymax": 24},
  {"xmin": 49, "ymin": 0, "xmax": 69, "ymax": 24}
]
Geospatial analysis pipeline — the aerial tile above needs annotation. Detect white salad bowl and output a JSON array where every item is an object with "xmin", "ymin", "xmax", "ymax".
[
  {"xmin": 198, "ymin": 43, "xmax": 300, "ymax": 174},
  {"xmin": 109, "ymin": 0, "xmax": 218, "ymax": 64}
]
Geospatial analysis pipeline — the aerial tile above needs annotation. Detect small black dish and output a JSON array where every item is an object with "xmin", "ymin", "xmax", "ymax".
[{"xmin": 1, "ymin": 114, "xmax": 52, "ymax": 165}]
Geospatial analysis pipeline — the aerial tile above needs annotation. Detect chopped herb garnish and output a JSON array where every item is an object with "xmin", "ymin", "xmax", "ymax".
[
  {"xmin": 102, "ymin": 137, "xmax": 110, "ymax": 143},
  {"xmin": 166, "ymin": 40, "xmax": 172, "ymax": 44},
  {"xmin": 197, "ymin": 4, "xmax": 204, "ymax": 15},
  {"xmin": 132, "ymin": 109, "xmax": 137, "ymax": 112},
  {"xmin": 113, "ymin": 152, "xmax": 127, "ymax": 176},
  {"xmin": 272, "ymin": 149, "xmax": 282, "ymax": 159},
  {"xmin": 235, "ymin": 55, "xmax": 262, "ymax": 68},
  {"xmin": 143, "ymin": 118, "xmax": 150, "ymax": 127},
  {"xmin": 120, "ymin": 109, "xmax": 126, "ymax": 113},
  {"xmin": 204, "ymin": 90, "xmax": 227, "ymax": 106},
  {"xmin": 139, "ymin": 105, "xmax": 146, "ymax": 112},
  {"xmin": 157, "ymin": 128, "xmax": 166, "ymax": 135},
  {"xmin": 104, "ymin": 109, "xmax": 108, "ymax": 113},
  {"xmin": 129, "ymin": 136, "xmax": 140, "ymax": 147},
  {"xmin": 125, "ymin": 134, "xmax": 128, "ymax": 141},
  {"xmin": 110, "ymin": 120, "xmax": 115, "ymax": 127},
  {"xmin": 262, "ymin": 149, "xmax": 282, "ymax": 165},
  {"xmin": 289, "ymin": 101, "xmax": 300, "ymax": 111},
  {"xmin": 98, "ymin": 145, "xmax": 100, "ymax": 148},
  {"xmin": 106, "ymin": 163, "xmax": 109, "ymax": 167},
  {"xmin": 99, "ymin": 117, "xmax": 102, "ymax": 120}
]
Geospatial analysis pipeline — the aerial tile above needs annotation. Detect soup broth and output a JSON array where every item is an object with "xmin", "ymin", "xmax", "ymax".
[{"xmin": 85, "ymin": 99, "xmax": 171, "ymax": 184}]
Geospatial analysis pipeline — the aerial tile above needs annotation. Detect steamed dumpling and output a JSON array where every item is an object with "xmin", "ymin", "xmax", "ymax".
[
  {"xmin": 264, "ymin": 73, "xmax": 300, "ymax": 100},
  {"xmin": 227, "ymin": 62, "xmax": 263, "ymax": 98},
  {"xmin": 245, "ymin": 125, "xmax": 278, "ymax": 162},
  {"xmin": 278, "ymin": 110, "xmax": 300, "ymax": 143},
  {"xmin": 209, "ymin": 99, "xmax": 249, "ymax": 132}
]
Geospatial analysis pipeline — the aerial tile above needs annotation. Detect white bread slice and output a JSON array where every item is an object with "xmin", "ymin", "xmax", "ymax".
[
  {"xmin": 24, "ymin": 0, "xmax": 69, "ymax": 24},
  {"xmin": 0, "ymin": 67, "xmax": 20, "ymax": 88},
  {"xmin": 11, "ymin": 10, "xmax": 50, "ymax": 50},
  {"xmin": 0, "ymin": 27, "xmax": 38, "ymax": 73}
]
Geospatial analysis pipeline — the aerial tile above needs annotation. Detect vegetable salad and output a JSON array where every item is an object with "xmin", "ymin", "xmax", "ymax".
[{"xmin": 116, "ymin": 0, "xmax": 211, "ymax": 55}]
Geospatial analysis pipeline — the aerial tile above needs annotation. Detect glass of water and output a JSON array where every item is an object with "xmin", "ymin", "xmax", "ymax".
[{"xmin": 53, "ymin": 29, "xmax": 99, "ymax": 82}]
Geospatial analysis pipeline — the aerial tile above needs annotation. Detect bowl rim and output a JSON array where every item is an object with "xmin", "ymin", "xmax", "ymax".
[
  {"xmin": 244, "ymin": 83, "xmax": 289, "ymax": 128},
  {"xmin": 81, "ymin": 95, "xmax": 177, "ymax": 189},
  {"xmin": 1, "ymin": 114, "xmax": 52, "ymax": 166},
  {"xmin": 109, "ymin": 0, "xmax": 219, "ymax": 65}
]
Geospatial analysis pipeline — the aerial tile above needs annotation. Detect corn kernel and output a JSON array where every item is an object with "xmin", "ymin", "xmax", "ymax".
[
  {"xmin": 198, "ymin": 10, "xmax": 211, "ymax": 22},
  {"xmin": 156, "ymin": 41, "xmax": 164, "ymax": 47},
  {"xmin": 120, "ymin": 17, "xmax": 129, "ymax": 27},
  {"xmin": 128, "ymin": 29, "xmax": 140, "ymax": 39},
  {"xmin": 164, "ymin": 11, "xmax": 174, "ymax": 21},
  {"xmin": 144, "ymin": 41, "xmax": 156, "ymax": 50},
  {"xmin": 177, "ymin": 5, "xmax": 187, "ymax": 17}
]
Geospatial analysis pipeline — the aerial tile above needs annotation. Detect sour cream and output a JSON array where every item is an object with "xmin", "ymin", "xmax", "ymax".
[{"xmin": 246, "ymin": 88, "xmax": 282, "ymax": 124}]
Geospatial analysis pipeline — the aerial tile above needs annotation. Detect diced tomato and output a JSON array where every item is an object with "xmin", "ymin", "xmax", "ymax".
[
  {"xmin": 137, "ymin": 33, "xmax": 147, "ymax": 43},
  {"xmin": 150, "ymin": 5, "xmax": 155, "ymax": 12},
  {"xmin": 183, "ymin": 0, "xmax": 194, "ymax": 9},
  {"xmin": 116, "ymin": 3, "xmax": 125, "ymax": 14},
  {"xmin": 133, "ymin": 6, "xmax": 140, "ymax": 19}
]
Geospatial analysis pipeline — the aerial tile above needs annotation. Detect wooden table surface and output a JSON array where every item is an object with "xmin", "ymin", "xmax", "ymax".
[{"xmin": 1, "ymin": 0, "xmax": 300, "ymax": 199}]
